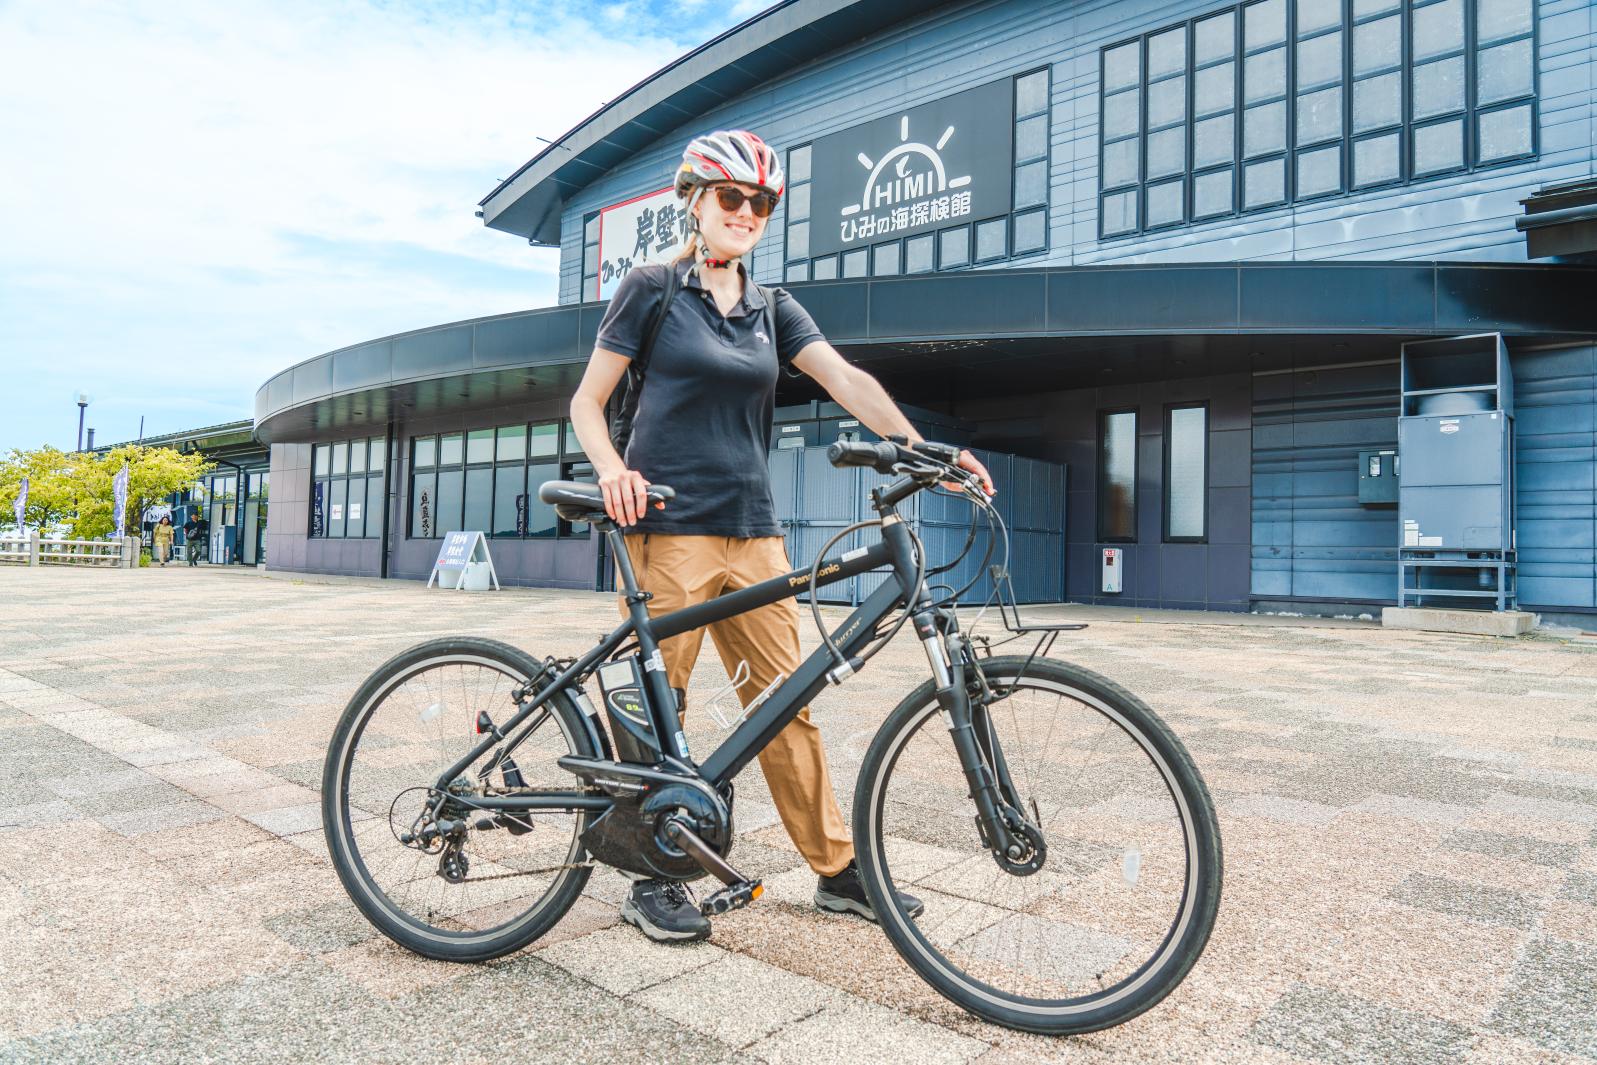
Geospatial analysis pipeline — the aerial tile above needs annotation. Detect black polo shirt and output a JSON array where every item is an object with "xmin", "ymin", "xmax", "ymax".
[{"xmin": 595, "ymin": 259, "xmax": 825, "ymax": 537}]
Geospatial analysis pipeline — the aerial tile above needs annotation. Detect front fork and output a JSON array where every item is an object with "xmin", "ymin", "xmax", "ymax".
[{"xmin": 912, "ymin": 608, "xmax": 1039, "ymax": 867}]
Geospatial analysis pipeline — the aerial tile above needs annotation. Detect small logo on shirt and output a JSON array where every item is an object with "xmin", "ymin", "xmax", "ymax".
[{"xmin": 755, "ymin": 330, "xmax": 769, "ymax": 344}]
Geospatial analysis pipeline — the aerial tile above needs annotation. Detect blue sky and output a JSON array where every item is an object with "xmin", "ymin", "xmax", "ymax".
[{"xmin": 0, "ymin": 0, "xmax": 765, "ymax": 453}]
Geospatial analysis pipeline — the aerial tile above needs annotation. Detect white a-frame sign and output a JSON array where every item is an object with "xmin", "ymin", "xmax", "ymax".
[{"xmin": 427, "ymin": 530, "xmax": 501, "ymax": 591}]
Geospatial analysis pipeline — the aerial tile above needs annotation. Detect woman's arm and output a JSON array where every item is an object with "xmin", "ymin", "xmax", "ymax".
[
  {"xmin": 790, "ymin": 340, "xmax": 995, "ymax": 494},
  {"xmin": 569, "ymin": 347, "xmax": 661, "ymax": 527}
]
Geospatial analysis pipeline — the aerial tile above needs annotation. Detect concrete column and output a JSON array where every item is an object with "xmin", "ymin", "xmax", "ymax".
[
  {"xmin": 120, "ymin": 536, "xmax": 137, "ymax": 568},
  {"xmin": 28, "ymin": 530, "xmax": 39, "ymax": 567}
]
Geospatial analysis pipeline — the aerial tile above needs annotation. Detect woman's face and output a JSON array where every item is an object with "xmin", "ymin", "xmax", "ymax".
[{"xmin": 693, "ymin": 182, "xmax": 771, "ymax": 261}]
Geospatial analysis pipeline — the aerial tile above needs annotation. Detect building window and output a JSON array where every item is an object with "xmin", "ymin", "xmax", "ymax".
[
  {"xmin": 1011, "ymin": 67, "xmax": 1050, "ymax": 255},
  {"xmin": 409, "ymin": 421, "xmax": 576, "ymax": 540},
  {"xmin": 784, "ymin": 143, "xmax": 812, "ymax": 272},
  {"xmin": 582, "ymin": 213, "xmax": 601, "ymax": 301},
  {"xmin": 1100, "ymin": 0, "xmax": 1537, "ymax": 237},
  {"xmin": 311, "ymin": 437, "xmax": 386, "ymax": 539},
  {"xmin": 1164, "ymin": 405, "xmax": 1208, "ymax": 541},
  {"xmin": 1098, "ymin": 411, "xmax": 1138, "ymax": 542}
]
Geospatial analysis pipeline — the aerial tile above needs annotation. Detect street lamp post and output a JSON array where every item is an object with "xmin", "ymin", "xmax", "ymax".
[{"xmin": 74, "ymin": 392, "xmax": 92, "ymax": 452}]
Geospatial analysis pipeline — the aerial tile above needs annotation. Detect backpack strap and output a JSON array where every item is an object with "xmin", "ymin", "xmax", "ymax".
[
  {"xmin": 608, "ymin": 264, "xmax": 681, "ymax": 455},
  {"xmin": 632, "ymin": 263, "xmax": 681, "ymax": 378}
]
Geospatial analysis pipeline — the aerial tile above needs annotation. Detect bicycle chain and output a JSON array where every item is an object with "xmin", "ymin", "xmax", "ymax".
[{"xmin": 458, "ymin": 860, "xmax": 596, "ymax": 884}]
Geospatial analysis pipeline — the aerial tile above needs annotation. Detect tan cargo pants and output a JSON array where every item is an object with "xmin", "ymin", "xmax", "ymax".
[{"xmin": 619, "ymin": 533, "xmax": 855, "ymax": 877}]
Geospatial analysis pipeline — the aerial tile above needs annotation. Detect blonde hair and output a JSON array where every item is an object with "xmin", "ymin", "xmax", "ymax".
[{"xmin": 673, "ymin": 231, "xmax": 702, "ymax": 263}]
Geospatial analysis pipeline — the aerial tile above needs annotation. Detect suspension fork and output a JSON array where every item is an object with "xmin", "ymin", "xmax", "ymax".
[{"xmin": 913, "ymin": 608, "xmax": 1026, "ymax": 857}]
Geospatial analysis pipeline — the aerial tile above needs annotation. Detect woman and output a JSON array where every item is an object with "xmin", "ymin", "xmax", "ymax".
[
  {"xmin": 571, "ymin": 130, "xmax": 994, "ymax": 943},
  {"xmin": 152, "ymin": 515, "xmax": 174, "ymax": 566}
]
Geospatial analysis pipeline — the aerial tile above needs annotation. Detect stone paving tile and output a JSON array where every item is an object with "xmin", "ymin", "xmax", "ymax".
[
  {"xmin": 1441, "ymin": 829, "xmax": 1583, "ymax": 869},
  {"xmin": 1249, "ymin": 983, "xmax": 1476, "ymax": 1065},
  {"xmin": 240, "ymin": 802, "xmax": 322, "ymax": 836},
  {"xmin": 4, "ymin": 568, "xmax": 1597, "ymax": 1062},
  {"xmin": 263, "ymin": 901, "xmax": 380, "ymax": 954},
  {"xmin": 539, "ymin": 924, "xmax": 727, "ymax": 996},
  {"xmin": 635, "ymin": 951, "xmax": 847, "ymax": 1049},
  {"xmin": 1388, "ymin": 872, "xmax": 1542, "ymax": 930},
  {"xmin": 751, "ymin": 994, "xmax": 989, "ymax": 1065},
  {"xmin": 1485, "ymin": 938, "xmax": 1597, "ymax": 1057}
]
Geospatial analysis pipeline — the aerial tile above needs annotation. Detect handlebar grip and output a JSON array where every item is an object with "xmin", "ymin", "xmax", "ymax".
[{"xmin": 827, "ymin": 440, "xmax": 899, "ymax": 472}]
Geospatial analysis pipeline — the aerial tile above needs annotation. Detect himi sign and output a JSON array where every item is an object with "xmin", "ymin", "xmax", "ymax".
[
  {"xmin": 808, "ymin": 79, "xmax": 1014, "ymax": 258},
  {"xmin": 596, "ymin": 186, "xmax": 692, "ymax": 300}
]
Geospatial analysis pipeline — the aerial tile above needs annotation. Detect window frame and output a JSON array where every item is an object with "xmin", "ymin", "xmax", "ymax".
[
  {"xmin": 309, "ymin": 436, "xmax": 386, "ymax": 541},
  {"xmin": 1096, "ymin": 408, "xmax": 1140, "ymax": 544},
  {"xmin": 1098, "ymin": 0, "xmax": 1539, "ymax": 239},
  {"xmin": 407, "ymin": 420, "xmax": 580, "ymax": 541},
  {"xmin": 581, "ymin": 211, "xmax": 601, "ymax": 302},
  {"xmin": 1163, "ymin": 403, "xmax": 1211, "ymax": 543}
]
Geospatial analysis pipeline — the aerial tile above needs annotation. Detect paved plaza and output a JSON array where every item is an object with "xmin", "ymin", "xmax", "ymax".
[{"xmin": 1, "ymin": 565, "xmax": 1595, "ymax": 1063}]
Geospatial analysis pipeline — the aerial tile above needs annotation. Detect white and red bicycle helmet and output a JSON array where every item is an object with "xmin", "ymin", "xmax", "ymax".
[
  {"xmin": 674, "ymin": 131, "xmax": 785, "ymax": 266},
  {"xmin": 675, "ymin": 129, "xmax": 785, "ymax": 203}
]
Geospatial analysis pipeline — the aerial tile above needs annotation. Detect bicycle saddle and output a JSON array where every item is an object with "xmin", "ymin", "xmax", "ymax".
[{"xmin": 538, "ymin": 480, "xmax": 675, "ymax": 522}]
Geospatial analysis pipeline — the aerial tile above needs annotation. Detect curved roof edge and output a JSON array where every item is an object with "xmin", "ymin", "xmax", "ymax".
[
  {"xmin": 255, "ymin": 262, "xmax": 1597, "ymax": 444},
  {"xmin": 478, "ymin": 0, "xmax": 941, "ymax": 245}
]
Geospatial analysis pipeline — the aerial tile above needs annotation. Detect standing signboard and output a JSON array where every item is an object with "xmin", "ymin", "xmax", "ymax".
[
  {"xmin": 596, "ymin": 187, "xmax": 692, "ymax": 300},
  {"xmin": 807, "ymin": 79, "xmax": 1014, "ymax": 259},
  {"xmin": 427, "ymin": 530, "xmax": 501, "ymax": 591}
]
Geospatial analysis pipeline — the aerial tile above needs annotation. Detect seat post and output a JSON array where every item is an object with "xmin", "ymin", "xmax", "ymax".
[{"xmin": 605, "ymin": 522, "xmax": 642, "ymax": 599}]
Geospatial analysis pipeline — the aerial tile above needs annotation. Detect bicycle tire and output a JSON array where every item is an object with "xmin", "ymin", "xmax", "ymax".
[
  {"xmin": 322, "ymin": 636, "xmax": 598, "ymax": 963},
  {"xmin": 853, "ymin": 655, "xmax": 1222, "ymax": 1034}
]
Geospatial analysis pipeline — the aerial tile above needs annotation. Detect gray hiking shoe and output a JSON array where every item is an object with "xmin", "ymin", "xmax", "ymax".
[
  {"xmin": 815, "ymin": 860, "xmax": 924, "ymax": 922},
  {"xmin": 621, "ymin": 879, "xmax": 711, "ymax": 943}
]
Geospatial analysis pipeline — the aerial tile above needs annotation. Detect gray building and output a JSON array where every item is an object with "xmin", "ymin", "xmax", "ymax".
[{"xmin": 254, "ymin": 0, "xmax": 1597, "ymax": 617}]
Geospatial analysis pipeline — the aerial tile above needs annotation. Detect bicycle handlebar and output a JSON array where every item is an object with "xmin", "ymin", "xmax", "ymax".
[{"xmin": 826, "ymin": 437, "xmax": 964, "ymax": 475}]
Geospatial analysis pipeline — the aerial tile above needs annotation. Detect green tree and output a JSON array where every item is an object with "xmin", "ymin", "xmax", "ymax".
[
  {"xmin": 67, "ymin": 446, "xmax": 214, "ymax": 539},
  {"xmin": 0, "ymin": 446, "xmax": 77, "ymax": 532}
]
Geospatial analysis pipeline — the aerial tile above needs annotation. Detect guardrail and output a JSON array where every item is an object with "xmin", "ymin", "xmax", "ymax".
[{"xmin": 0, "ymin": 532, "xmax": 142, "ymax": 568}]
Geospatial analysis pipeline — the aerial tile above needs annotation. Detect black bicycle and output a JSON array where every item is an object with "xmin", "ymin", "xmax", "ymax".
[{"xmin": 321, "ymin": 438, "xmax": 1221, "ymax": 1035}]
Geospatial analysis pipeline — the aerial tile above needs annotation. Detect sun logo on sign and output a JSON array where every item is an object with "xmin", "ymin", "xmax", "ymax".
[{"xmin": 844, "ymin": 114, "xmax": 972, "ymax": 217}]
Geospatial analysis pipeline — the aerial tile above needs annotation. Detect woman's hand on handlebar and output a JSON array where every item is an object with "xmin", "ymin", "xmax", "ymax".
[
  {"xmin": 598, "ymin": 466, "xmax": 663, "ymax": 527},
  {"xmin": 944, "ymin": 449, "xmax": 995, "ymax": 496}
]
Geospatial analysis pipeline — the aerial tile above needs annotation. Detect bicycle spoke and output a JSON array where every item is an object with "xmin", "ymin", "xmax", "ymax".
[
  {"xmin": 862, "ymin": 660, "xmax": 1215, "ymax": 1024},
  {"xmin": 327, "ymin": 644, "xmax": 592, "ymax": 951}
]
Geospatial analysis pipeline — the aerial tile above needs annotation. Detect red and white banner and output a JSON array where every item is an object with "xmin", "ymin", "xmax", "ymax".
[{"xmin": 596, "ymin": 186, "xmax": 691, "ymax": 300}]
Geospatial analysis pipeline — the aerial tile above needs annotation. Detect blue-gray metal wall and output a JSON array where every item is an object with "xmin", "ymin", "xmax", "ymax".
[
  {"xmin": 1251, "ymin": 342, "xmax": 1597, "ymax": 611},
  {"xmin": 554, "ymin": 0, "xmax": 1596, "ymax": 303}
]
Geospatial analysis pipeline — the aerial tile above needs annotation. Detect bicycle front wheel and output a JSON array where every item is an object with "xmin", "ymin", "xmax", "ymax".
[{"xmin": 854, "ymin": 655, "xmax": 1222, "ymax": 1034}]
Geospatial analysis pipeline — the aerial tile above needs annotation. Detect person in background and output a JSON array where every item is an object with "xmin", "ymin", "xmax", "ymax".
[
  {"xmin": 183, "ymin": 509, "xmax": 209, "ymax": 566},
  {"xmin": 152, "ymin": 515, "xmax": 174, "ymax": 566}
]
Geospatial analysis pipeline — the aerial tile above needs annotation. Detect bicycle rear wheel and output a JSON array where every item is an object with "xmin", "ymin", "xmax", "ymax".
[
  {"xmin": 853, "ymin": 655, "xmax": 1221, "ymax": 1034},
  {"xmin": 322, "ymin": 637, "xmax": 598, "ymax": 962}
]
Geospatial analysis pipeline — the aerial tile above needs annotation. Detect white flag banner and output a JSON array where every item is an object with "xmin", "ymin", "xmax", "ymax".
[
  {"xmin": 112, "ymin": 463, "xmax": 130, "ymax": 536},
  {"xmin": 13, "ymin": 476, "xmax": 26, "ymax": 530}
]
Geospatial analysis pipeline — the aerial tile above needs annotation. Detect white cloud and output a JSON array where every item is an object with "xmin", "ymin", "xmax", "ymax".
[{"xmin": 0, "ymin": 0, "xmax": 726, "ymax": 448}]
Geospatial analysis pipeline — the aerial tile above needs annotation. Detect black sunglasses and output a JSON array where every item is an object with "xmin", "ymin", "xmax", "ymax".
[{"xmin": 711, "ymin": 186, "xmax": 778, "ymax": 218}]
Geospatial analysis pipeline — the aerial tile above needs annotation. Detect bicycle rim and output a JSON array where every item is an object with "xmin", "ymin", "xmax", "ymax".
[
  {"xmin": 862, "ymin": 662, "xmax": 1215, "ymax": 1027},
  {"xmin": 328, "ymin": 650, "xmax": 588, "ymax": 948}
]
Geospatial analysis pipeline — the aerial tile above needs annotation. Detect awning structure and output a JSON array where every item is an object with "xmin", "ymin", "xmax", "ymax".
[
  {"xmin": 1518, "ymin": 178, "xmax": 1597, "ymax": 261},
  {"xmin": 255, "ymin": 262, "xmax": 1597, "ymax": 443}
]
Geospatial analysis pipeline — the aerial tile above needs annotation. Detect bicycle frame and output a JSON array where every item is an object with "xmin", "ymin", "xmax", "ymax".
[{"xmin": 429, "ymin": 474, "xmax": 1032, "ymax": 857}]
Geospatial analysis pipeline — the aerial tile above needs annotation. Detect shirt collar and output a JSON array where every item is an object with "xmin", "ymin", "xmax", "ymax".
[{"xmin": 677, "ymin": 257, "xmax": 766, "ymax": 315}]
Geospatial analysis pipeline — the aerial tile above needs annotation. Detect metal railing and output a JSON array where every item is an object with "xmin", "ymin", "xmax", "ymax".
[{"xmin": 0, "ymin": 532, "xmax": 142, "ymax": 568}]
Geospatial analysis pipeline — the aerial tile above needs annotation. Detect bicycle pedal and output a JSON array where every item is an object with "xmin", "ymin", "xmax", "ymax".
[{"xmin": 699, "ymin": 879, "xmax": 763, "ymax": 917}]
